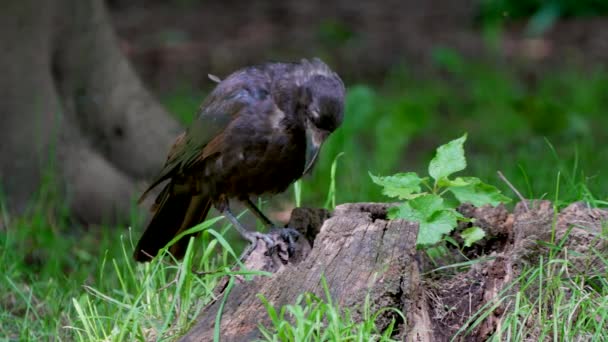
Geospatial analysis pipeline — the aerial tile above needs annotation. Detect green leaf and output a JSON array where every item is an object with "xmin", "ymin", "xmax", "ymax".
[
  {"xmin": 428, "ymin": 134, "xmax": 467, "ymax": 182},
  {"xmin": 388, "ymin": 194, "xmax": 457, "ymax": 246},
  {"xmin": 417, "ymin": 209, "xmax": 459, "ymax": 246},
  {"xmin": 461, "ymin": 226, "xmax": 486, "ymax": 247},
  {"xmin": 449, "ymin": 180, "xmax": 511, "ymax": 207},
  {"xmin": 369, "ymin": 172, "xmax": 426, "ymax": 199},
  {"xmin": 407, "ymin": 194, "xmax": 446, "ymax": 216},
  {"xmin": 387, "ymin": 206, "xmax": 402, "ymax": 220},
  {"xmin": 436, "ymin": 176, "xmax": 475, "ymax": 188},
  {"xmin": 388, "ymin": 202, "xmax": 424, "ymax": 222},
  {"xmin": 388, "ymin": 194, "xmax": 446, "ymax": 221}
]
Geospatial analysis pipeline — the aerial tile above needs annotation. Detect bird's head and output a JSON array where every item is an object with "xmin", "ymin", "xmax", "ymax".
[{"xmin": 296, "ymin": 61, "xmax": 345, "ymax": 175}]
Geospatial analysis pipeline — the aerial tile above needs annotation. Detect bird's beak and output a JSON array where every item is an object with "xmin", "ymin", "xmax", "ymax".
[{"xmin": 303, "ymin": 124, "xmax": 328, "ymax": 175}]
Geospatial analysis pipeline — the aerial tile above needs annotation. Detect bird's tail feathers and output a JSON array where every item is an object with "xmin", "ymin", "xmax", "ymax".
[{"xmin": 133, "ymin": 183, "xmax": 212, "ymax": 262}]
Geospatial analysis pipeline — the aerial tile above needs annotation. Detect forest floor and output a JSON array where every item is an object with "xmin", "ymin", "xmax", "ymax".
[{"xmin": 109, "ymin": 1, "xmax": 608, "ymax": 91}]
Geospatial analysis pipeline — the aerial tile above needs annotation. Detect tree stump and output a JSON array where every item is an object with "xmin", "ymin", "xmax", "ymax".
[
  {"xmin": 180, "ymin": 201, "xmax": 608, "ymax": 341},
  {"xmin": 181, "ymin": 203, "xmax": 419, "ymax": 341}
]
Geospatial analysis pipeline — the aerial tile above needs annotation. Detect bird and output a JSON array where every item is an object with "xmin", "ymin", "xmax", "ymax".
[{"xmin": 133, "ymin": 58, "xmax": 345, "ymax": 262}]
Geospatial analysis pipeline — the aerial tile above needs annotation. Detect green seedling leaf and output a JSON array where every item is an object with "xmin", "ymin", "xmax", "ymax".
[
  {"xmin": 449, "ymin": 180, "xmax": 511, "ymax": 207},
  {"xmin": 429, "ymin": 134, "xmax": 467, "ymax": 181},
  {"xmin": 387, "ymin": 194, "xmax": 442, "ymax": 221},
  {"xmin": 370, "ymin": 133, "xmax": 511, "ymax": 251},
  {"xmin": 387, "ymin": 202, "xmax": 422, "ymax": 221},
  {"xmin": 369, "ymin": 172, "xmax": 426, "ymax": 199},
  {"xmin": 418, "ymin": 209, "xmax": 459, "ymax": 246},
  {"xmin": 387, "ymin": 205, "xmax": 402, "ymax": 220},
  {"xmin": 407, "ymin": 193, "xmax": 446, "ymax": 215},
  {"xmin": 461, "ymin": 226, "xmax": 486, "ymax": 247},
  {"xmin": 388, "ymin": 194, "xmax": 457, "ymax": 246},
  {"xmin": 436, "ymin": 176, "xmax": 474, "ymax": 188}
]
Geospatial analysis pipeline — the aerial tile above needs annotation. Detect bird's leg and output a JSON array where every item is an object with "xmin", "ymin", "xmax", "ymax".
[
  {"xmin": 221, "ymin": 207, "xmax": 275, "ymax": 248},
  {"xmin": 242, "ymin": 197, "xmax": 301, "ymax": 257},
  {"xmin": 243, "ymin": 198, "xmax": 274, "ymax": 228}
]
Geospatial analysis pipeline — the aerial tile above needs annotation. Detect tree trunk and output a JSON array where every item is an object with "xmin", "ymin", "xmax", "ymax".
[
  {"xmin": 0, "ymin": 0, "xmax": 181, "ymax": 224},
  {"xmin": 180, "ymin": 201, "xmax": 608, "ymax": 341}
]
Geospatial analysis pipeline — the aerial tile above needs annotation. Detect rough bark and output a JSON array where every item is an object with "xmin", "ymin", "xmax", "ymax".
[
  {"xmin": 0, "ymin": 0, "xmax": 180, "ymax": 224},
  {"xmin": 179, "ymin": 201, "xmax": 607, "ymax": 341}
]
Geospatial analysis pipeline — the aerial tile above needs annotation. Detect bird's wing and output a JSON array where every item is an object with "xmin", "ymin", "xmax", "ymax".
[{"xmin": 138, "ymin": 71, "xmax": 272, "ymax": 203}]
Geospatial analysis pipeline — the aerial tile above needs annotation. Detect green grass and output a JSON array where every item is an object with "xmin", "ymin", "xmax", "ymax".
[
  {"xmin": 2, "ymin": 58, "xmax": 608, "ymax": 340},
  {"xmin": 0, "ymin": 203, "xmax": 267, "ymax": 341},
  {"xmin": 499, "ymin": 256, "xmax": 608, "ymax": 340},
  {"xmin": 258, "ymin": 277, "xmax": 404, "ymax": 342}
]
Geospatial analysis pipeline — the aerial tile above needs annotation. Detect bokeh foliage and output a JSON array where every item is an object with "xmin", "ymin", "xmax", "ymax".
[{"xmin": 163, "ymin": 51, "xmax": 608, "ymax": 209}]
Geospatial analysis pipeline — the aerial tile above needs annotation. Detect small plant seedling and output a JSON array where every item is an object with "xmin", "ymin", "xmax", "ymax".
[{"xmin": 370, "ymin": 134, "xmax": 511, "ymax": 248}]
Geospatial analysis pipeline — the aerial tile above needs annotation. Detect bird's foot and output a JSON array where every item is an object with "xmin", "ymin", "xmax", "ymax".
[
  {"xmin": 238, "ymin": 228, "xmax": 302, "ymax": 263},
  {"xmin": 269, "ymin": 227, "xmax": 301, "ymax": 258},
  {"xmin": 243, "ymin": 231, "xmax": 276, "ymax": 249},
  {"xmin": 238, "ymin": 231, "xmax": 274, "ymax": 261}
]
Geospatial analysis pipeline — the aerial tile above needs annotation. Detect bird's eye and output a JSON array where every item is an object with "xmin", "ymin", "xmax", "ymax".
[{"xmin": 311, "ymin": 110, "xmax": 337, "ymax": 132}]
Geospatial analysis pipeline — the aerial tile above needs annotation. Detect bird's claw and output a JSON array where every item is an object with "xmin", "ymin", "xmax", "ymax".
[
  {"xmin": 240, "ymin": 227, "xmax": 301, "ymax": 261},
  {"xmin": 243, "ymin": 231, "xmax": 276, "ymax": 250},
  {"xmin": 277, "ymin": 227, "xmax": 301, "ymax": 257}
]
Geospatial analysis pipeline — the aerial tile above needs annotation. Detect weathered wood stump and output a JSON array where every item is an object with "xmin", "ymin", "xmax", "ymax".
[
  {"xmin": 181, "ymin": 203, "xmax": 419, "ymax": 341},
  {"xmin": 180, "ymin": 201, "xmax": 608, "ymax": 341}
]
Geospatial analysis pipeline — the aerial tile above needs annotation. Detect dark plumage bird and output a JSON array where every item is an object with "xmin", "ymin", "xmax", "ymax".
[{"xmin": 133, "ymin": 58, "xmax": 345, "ymax": 262}]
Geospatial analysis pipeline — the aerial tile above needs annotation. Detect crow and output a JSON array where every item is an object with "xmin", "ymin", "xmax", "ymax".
[{"xmin": 133, "ymin": 58, "xmax": 345, "ymax": 262}]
